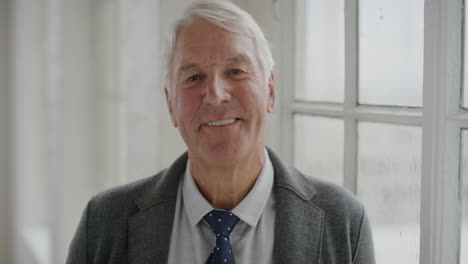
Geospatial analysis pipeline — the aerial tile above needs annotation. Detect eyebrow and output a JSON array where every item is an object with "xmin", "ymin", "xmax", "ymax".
[
  {"xmin": 178, "ymin": 63, "xmax": 198, "ymax": 74},
  {"xmin": 175, "ymin": 63, "xmax": 199, "ymax": 82},
  {"xmin": 176, "ymin": 53, "xmax": 253, "ymax": 78},
  {"xmin": 224, "ymin": 54, "xmax": 251, "ymax": 65}
]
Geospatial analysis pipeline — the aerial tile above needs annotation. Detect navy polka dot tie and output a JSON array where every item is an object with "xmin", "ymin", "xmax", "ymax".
[{"xmin": 204, "ymin": 210, "xmax": 240, "ymax": 264}]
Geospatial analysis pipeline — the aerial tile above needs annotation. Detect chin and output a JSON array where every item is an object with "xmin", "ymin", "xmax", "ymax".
[{"xmin": 198, "ymin": 143, "xmax": 247, "ymax": 165}]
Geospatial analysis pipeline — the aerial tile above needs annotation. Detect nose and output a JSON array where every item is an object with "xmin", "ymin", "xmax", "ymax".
[{"xmin": 204, "ymin": 74, "xmax": 231, "ymax": 106}]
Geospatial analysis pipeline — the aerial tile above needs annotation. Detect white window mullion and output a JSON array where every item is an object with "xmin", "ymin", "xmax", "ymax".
[
  {"xmin": 352, "ymin": 106, "xmax": 422, "ymax": 126},
  {"xmin": 291, "ymin": 102, "xmax": 343, "ymax": 117},
  {"xmin": 343, "ymin": 0, "xmax": 359, "ymax": 193},
  {"xmin": 421, "ymin": 0, "xmax": 463, "ymax": 263},
  {"xmin": 290, "ymin": 102, "xmax": 422, "ymax": 126}
]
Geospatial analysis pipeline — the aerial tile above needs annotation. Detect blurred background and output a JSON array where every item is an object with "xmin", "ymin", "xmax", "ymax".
[{"xmin": 0, "ymin": 0, "xmax": 467, "ymax": 264}]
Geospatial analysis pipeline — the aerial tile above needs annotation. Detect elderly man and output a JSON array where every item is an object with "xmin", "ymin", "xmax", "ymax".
[{"xmin": 66, "ymin": 1, "xmax": 375, "ymax": 263}]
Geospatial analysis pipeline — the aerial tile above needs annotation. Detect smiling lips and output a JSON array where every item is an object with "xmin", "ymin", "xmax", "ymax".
[{"xmin": 206, "ymin": 118, "xmax": 240, "ymax": 127}]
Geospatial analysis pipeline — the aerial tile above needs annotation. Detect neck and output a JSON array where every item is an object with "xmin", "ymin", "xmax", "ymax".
[{"xmin": 190, "ymin": 148, "xmax": 265, "ymax": 211}]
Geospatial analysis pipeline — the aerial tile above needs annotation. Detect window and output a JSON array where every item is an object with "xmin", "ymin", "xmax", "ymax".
[
  {"xmin": 359, "ymin": 0, "xmax": 424, "ymax": 107},
  {"xmin": 358, "ymin": 122, "xmax": 421, "ymax": 263},
  {"xmin": 275, "ymin": 0, "xmax": 466, "ymax": 263},
  {"xmin": 294, "ymin": 115, "xmax": 344, "ymax": 185}
]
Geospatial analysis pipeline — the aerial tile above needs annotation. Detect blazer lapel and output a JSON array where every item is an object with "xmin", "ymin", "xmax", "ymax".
[
  {"xmin": 127, "ymin": 149, "xmax": 324, "ymax": 263},
  {"xmin": 128, "ymin": 152, "xmax": 188, "ymax": 264},
  {"xmin": 268, "ymin": 149, "xmax": 324, "ymax": 264},
  {"xmin": 129, "ymin": 202, "xmax": 177, "ymax": 263}
]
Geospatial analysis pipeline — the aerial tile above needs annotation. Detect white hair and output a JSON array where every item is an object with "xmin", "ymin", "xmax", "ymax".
[{"xmin": 164, "ymin": 0, "xmax": 274, "ymax": 92}]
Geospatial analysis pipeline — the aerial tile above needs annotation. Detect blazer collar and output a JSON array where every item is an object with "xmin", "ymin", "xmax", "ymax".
[
  {"xmin": 267, "ymin": 148, "xmax": 317, "ymax": 200},
  {"xmin": 129, "ymin": 152, "xmax": 188, "ymax": 263},
  {"xmin": 135, "ymin": 152, "xmax": 188, "ymax": 210},
  {"xmin": 129, "ymin": 148, "xmax": 324, "ymax": 263},
  {"xmin": 134, "ymin": 148, "xmax": 319, "ymax": 208}
]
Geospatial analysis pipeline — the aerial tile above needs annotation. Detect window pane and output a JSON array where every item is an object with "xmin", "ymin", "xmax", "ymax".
[
  {"xmin": 461, "ymin": 130, "xmax": 468, "ymax": 263},
  {"xmin": 295, "ymin": 0, "xmax": 344, "ymax": 103},
  {"xmin": 359, "ymin": 0, "xmax": 424, "ymax": 107},
  {"xmin": 358, "ymin": 122, "xmax": 421, "ymax": 264},
  {"xmin": 294, "ymin": 115, "xmax": 344, "ymax": 185}
]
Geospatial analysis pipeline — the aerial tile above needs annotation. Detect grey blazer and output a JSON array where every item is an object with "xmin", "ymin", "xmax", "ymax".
[{"xmin": 66, "ymin": 149, "xmax": 375, "ymax": 264}]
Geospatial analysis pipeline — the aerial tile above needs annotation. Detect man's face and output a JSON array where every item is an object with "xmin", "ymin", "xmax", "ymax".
[{"xmin": 165, "ymin": 18, "xmax": 275, "ymax": 165}]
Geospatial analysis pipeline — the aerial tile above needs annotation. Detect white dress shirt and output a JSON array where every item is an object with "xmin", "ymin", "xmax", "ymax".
[{"xmin": 167, "ymin": 149, "xmax": 276, "ymax": 264}]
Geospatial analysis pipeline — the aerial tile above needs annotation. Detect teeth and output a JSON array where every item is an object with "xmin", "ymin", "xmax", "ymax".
[{"xmin": 208, "ymin": 118, "xmax": 236, "ymax": 127}]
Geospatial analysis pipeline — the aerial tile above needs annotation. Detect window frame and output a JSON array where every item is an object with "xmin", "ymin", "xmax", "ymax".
[
  {"xmin": 420, "ymin": 0, "xmax": 465, "ymax": 263},
  {"xmin": 274, "ymin": 0, "xmax": 466, "ymax": 263}
]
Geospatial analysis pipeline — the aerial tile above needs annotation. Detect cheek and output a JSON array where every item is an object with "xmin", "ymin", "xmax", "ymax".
[
  {"xmin": 236, "ymin": 85, "xmax": 268, "ymax": 112},
  {"xmin": 175, "ymin": 94, "xmax": 201, "ymax": 121}
]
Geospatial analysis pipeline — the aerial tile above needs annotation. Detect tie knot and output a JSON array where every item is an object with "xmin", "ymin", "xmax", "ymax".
[{"xmin": 204, "ymin": 210, "xmax": 240, "ymax": 237}]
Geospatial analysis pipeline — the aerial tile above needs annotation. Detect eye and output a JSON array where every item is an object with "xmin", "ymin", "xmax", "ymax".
[
  {"xmin": 187, "ymin": 74, "xmax": 202, "ymax": 82},
  {"xmin": 226, "ymin": 69, "xmax": 245, "ymax": 75}
]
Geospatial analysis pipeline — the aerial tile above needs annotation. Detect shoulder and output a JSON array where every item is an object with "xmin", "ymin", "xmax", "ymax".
[
  {"xmin": 296, "ymin": 170, "xmax": 373, "ymax": 260},
  {"xmin": 268, "ymin": 148, "xmax": 365, "ymax": 221},
  {"xmin": 85, "ymin": 170, "xmax": 168, "ymax": 232},
  {"xmin": 279, "ymin": 163, "xmax": 367, "ymax": 227},
  {"xmin": 304, "ymin": 173, "xmax": 364, "ymax": 221},
  {"xmin": 74, "ymin": 171, "xmax": 168, "ymax": 257},
  {"xmin": 273, "ymin": 164, "xmax": 374, "ymax": 261},
  {"xmin": 89, "ymin": 170, "xmax": 166, "ymax": 212},
  {"xmin": 285, "ymin": 168, "xmax": 367, "ymax": 236},
  {"xmin": 305, "ymin": 174, "xmax": 376, "ymax": 263}
]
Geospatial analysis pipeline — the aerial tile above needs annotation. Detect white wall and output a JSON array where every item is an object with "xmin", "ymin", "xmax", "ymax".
[
  {"xmin": 119, "ymin": 0, "xmax": 167, "ymax": 182},
  {"xmin": 8, "ymin": 0, "xmax": 172, "ymax": 262},
  {"xmin": 11, "ymin": 1, "xmax": 50, "ymax": 263}
]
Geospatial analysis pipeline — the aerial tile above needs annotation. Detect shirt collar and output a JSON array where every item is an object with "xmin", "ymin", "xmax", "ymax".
[
  {"xmin": 182, "ymin": 148, "xmax": 274, "ymax": 228},
  {"xmin": 182, "ymin": 161, "xmax": 213, "ymax": 227}
]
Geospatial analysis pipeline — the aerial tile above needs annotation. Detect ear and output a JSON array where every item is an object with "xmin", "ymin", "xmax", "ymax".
[
  {"xmin": 266, "ymin": 72, "xmax": 276, "ymax": 113},
  {"xmin": 165, "ymin": 88, "xmax": 177, "ymax": 127}
]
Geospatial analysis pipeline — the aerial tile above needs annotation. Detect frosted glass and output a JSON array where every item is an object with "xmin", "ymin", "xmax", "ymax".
[
  {"xmin": 358, "ymin": 122, "xmax": 421, "ymax": 264},
  {"xmin": 294, "ymin": 115, "xmax": 344, "ymax": 185},
  {"xmin": 461, "ymin": 131, "xmax": 468, "ymax": 263},
  {"xmin": 359, "ymin": 0, "xmax": 424, "ymax": 107},
  {"xmin": 295, "ymin": 0, "xmax": 344, "ymax": 103}
]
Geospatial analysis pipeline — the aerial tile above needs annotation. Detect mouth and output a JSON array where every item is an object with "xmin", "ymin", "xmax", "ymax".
[{"xmin": 206, "ymin": 118, "xmax": 241, "ymax": 127}]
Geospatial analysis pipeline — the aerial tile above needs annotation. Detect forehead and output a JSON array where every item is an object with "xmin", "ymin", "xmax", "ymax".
[{"xmin": 173, "ymin": 18, "xmax": 258, "ymax": 66}]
